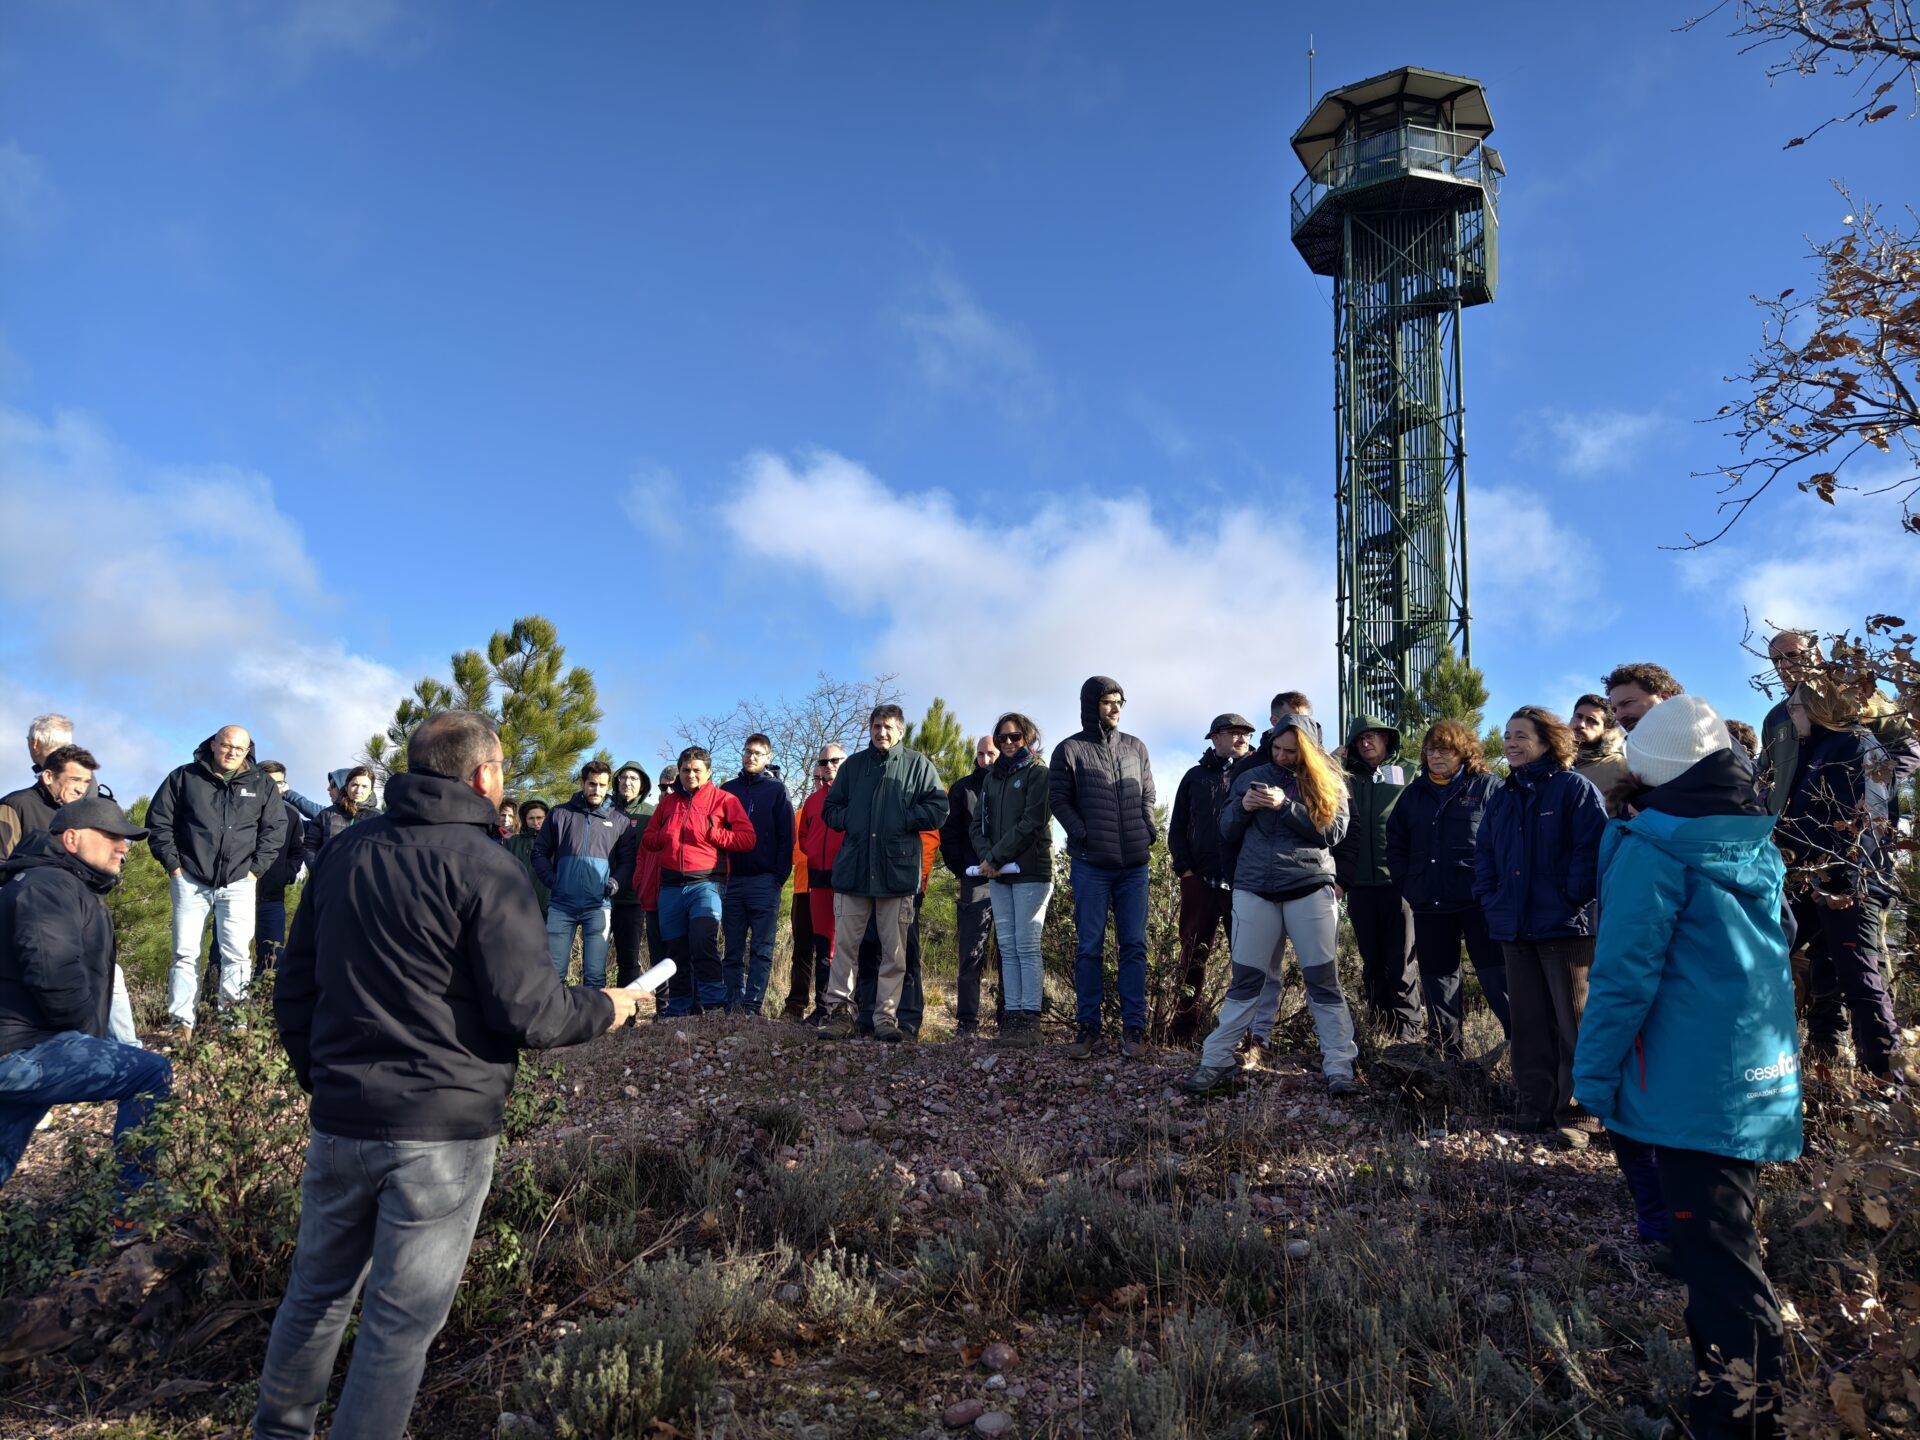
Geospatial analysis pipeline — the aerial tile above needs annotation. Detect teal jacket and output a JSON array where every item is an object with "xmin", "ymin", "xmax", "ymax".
[{"xmin": 1572, "ymin": 756, "xmax": 1802, "ymax": 1163}]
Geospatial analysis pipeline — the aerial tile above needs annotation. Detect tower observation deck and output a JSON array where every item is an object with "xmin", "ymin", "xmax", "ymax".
[{"xmin": 1289, "ymin": 66, "xmax": 1500, "ymax": 736}]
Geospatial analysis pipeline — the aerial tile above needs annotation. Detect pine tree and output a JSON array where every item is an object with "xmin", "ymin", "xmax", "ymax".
[
  {"xmin": 1399, "ymin": 647, "xmax": 1504, "ymax": 770},
  {"xmin": 365, "ymin": 616, "xmax": 602, "ymax": 799},
  {"xmin": 903, "ymin": 697, "xmax": 975, "ymax": 787}
]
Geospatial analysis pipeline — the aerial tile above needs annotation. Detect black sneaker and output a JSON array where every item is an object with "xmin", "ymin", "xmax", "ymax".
[{"xmin": 872, "ymin": 1017, "xmax": 903, "ymax": 1044}]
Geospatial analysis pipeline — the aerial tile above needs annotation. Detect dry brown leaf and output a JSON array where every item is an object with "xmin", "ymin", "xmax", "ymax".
[{"xmin": 1829, "ymin": 1373, "xmax": 1869, "ymax": 1436}]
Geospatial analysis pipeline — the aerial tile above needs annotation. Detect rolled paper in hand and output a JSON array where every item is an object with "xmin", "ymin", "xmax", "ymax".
[{"xmin": 626, "ymin": 959, "xmax": 676, "ymax": 993}]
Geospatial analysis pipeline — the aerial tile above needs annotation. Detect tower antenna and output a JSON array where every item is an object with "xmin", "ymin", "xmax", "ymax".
[{"xmin": 1307, "ymin": 34, "xmax": 1315, "ymax": 108}]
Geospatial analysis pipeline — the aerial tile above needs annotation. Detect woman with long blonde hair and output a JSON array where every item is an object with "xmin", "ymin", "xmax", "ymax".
[{"xmin": 1181, "ymin": 716, "xmax": 1361, "ymax": 1097}]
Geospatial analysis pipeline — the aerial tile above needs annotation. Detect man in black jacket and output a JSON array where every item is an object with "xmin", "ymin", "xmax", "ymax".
[
  {"xmin": 0, "ymin": 743, "xmax": 98, "ymax": 860},
  {"xmin": 1168, "ymin": 714, "xmax": 1253, "ymax": 1042},
  {"xmin": 253, "ymin": 762, "xmax": 308, "ymax": 978},
  {"xmin": 1049, "ymin": 676, "xmax": 1157, "ymax": 1059},
  {"xmin": 720, "ymin": 734, "xmax": 795, "ymax": 1015},
  {"xmin": 939, "ymin": 734, "xmax": 999, "ymax": 1035},
  {"xmin": 146, "ymin": 726, "xmax": 287, "ymax": 1035},
  {"xmin": 0, "ymin": 796, "xmax": 172, "ymax": 1204},
  {"xmin": 254, "ymin": 710, "xmax": 640, "ymax": 1440}
]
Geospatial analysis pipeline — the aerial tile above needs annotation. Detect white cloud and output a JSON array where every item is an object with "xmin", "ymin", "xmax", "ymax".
[
  {"xmin": 1682, "ymin": 486, "xmax": 1918, "ymax": 639},
  {"xmin": 0, "ymin": 141, "xmax": 60, "ymax": 237},
  {"xmin": 0, "ymin": 404, "xmax": 404, "ymax": 796},
  {"xmin": 271, "ymin": 0, "xmax": 406, "ymax": 68},
  {"xmin": 719, "ymin": 449, "xmax": 1336, "ymax": 792},
  {"xmin": 622, "ymin": 463, "xmax": 685, "ymax": 546},
  {"xmin": 1533, "ymin": 407, "xmax": 1666, "ymax": 476},
  {"xmin": 896, "ymin": 267, "xmax": 1056, "ymax": 424},
  {"xmin": 1469, "ymin": 485, "xmax": 1615, "ymax": 636}
]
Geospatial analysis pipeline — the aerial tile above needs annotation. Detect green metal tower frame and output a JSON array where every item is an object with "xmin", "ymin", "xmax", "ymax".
[{"xmin": 1289, "ymin": 67, "xmax": 1500, "ymax": 736}]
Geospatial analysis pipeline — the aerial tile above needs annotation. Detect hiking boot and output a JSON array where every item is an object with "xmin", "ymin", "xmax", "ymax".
[
  {"xmin": 803, "ymin": 1006, "xmax": 828, "ymax": 1027},
  {"xmin": 956, "ymin": 1021, "xmax": 980, "ymax": 1040},
  {"xmin": 1178, "ymin": 1063, "xmax": 1237, "ymax": 1095},
  {"xmin": 815, "ymin": 1007, "xmax": 858, "ymax": 1042},
  {"xmin": 1010, "ymin": 1015, "xmax": 1042, "ymax": 1049},
  {"xmin": 872, "ymin": 1017, "xmax": 903, "ymax": 1044},
  {"xmin": 108, "ymin": 1215, "xmax": 146, "ymax": 1247},
  {"xmin": 1467, "ymin": 1040, "xmax": 1509, "ymax": 1072},
  {"xmin": 1120, "ymin": 1028, "xmax": 1149, "ymax": 1060},
  {"xmin": 1064, "ymin": 1028, "xmax": 1100, "ymax": 1060},
  {"xmin": 1547, "ymin": 1125, "xmax": 1590, "ymax": 1151},
  {"xmin": 1639, "ymin": 1240, "xmax": 1677, "ymax": 1277},
  {"xmin": 1328, "ymin": 1074, "xmax": 1362, "ymax": 1099},
  {"xmin": 1238, "ymin": 1036, "xmax": 1268, "ymax": 1071}
]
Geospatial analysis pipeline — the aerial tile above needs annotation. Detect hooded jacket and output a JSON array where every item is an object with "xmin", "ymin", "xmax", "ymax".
[
  {"xmin": 1384, "ymin": 768, "xmax": 1498, "ymax": 913},
  {"xmin": 1471, "ymin": 756, "xmax": 1609, "ymax": 943},
  {"xmin": 1573, "ymin": 731, "xmax": 1631, "ymax": 815},
  {"xmin": 533, "ymin": 791, "xmax": 640, "ymax": 920},
  {"xmin": 1048, "ymin": 676, "xmax": 1158, "ymax": 870},
  {"xmin": 145, "ymin": 734, "xmax": 289, "ymax": 888},
  {"xmin": 610, "ymin": 766, "xmax": 655, "ymax": 906},
  {"xmin": 0, "ymin": 836, "xmax": 119, "ymax": 1059},
  {"xmin": 1761, "ymin": 690, "xmax": 1919, "ymax": 817},
  {"xmin": 824, "ymin": 743, "xmax": 949, "ymax": 897},
  {"xmin": 307, "ymin": 799, "xmax": 381, "ymax": 857},
  {"xmin": 1168, "ymin": 749, "xmax": 1235, "ymax": 885},
  {"xmin": 1331, "ymin": 714, "xmax": 1405, "ymax": 889},
  {"xmin": 1218, "ymin": 724, "xmax": 1349, "ymax": 896},
  {"xmin": 504, "ymin": 828, "xmax": 550, "ymax": 912},
  {"xmin": 641, "ymin": 781, "xmax": 757, "ymax": 881},
  {"xmin": 970, "ymin": 748, "xmax": 1051, "ymax": 883},
  {"xmin": 1572, "ymin": 750, "xmax": 1802, "ymax": 1163},
  {"xmin": 1778, "ymin": 723, "xmax": 1896, "ymax": 900},
  {"xmin": 275, "ymin": 771, "xmax": 613, "ymax": 1142},
  {"xmin": 798, "ymin": 787, "xmax": 843, "ymax": 889},
  {"xmin": 719, "ymin": 768, "xmax": 795, "ymax": 885}
]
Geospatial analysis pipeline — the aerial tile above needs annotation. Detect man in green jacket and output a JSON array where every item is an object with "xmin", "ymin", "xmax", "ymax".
[
  {"xmin": 816, "ymin": 705, "xmax": 949, "ymax": 1044},
  {"xmin": 1333, "ymin": 714, "xmax": 1420, "ymax": 1041}
]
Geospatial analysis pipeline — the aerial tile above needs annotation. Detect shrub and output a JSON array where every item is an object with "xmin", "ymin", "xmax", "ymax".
[{"xmin": 751, "ymin": 1135, "xmax": 897, "ymax": 1254}]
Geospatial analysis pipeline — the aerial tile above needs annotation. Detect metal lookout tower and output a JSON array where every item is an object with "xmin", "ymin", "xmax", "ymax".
[{"xmin": 1289, "ymin": 66, "xmax": 1501, "ymax": 736}]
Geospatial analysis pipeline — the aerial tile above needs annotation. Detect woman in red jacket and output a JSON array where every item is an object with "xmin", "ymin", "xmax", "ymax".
[
  {"xmin": 797, "ymin": 746, "xmax": 847, "ymax": 1024},
  {"xmin": 641, "ymin": 748, "xmax": 755, "ymax": 1016}
]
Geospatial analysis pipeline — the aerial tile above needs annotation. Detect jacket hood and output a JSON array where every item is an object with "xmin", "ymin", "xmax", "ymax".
[
  {"xmin": 383, "ymin": 770, "xmax": 502, "ymax": 829},
  {"xmin": 1614, "ymin": 807, "xmax": 1783, "ymax": 902},
  {"xmin": 1342, "ymin": 712, "xmax": 1402, "ymax": 764},
  {"xmin": 614, "ymin": 762, "xmax": 651, "ymax": 802},
  {"xmin": 1199, "ymin": 748, "xmax": 1230, "ymax": 772},
  {"xmin": 1079, "ymin": 675, "xmax": 1124, "ymax": 735},
  {"xmin": 1577, "ymin": 731, "xmax": 1626, "ymax": 765},
  {"xmin": 193, "ymin": 732, "xmax": 259, "ymax": 777},
  {"xmin": 1267, "ymin": 713, "xmax": 1321, "ymax": 752},
  {"xmin": 1636, "ymin": 748, "xmax": 1765, "ymax": 821},
  {"xmin": 0, "ymin": 831, "xmax": 119, "ymax": 893}
]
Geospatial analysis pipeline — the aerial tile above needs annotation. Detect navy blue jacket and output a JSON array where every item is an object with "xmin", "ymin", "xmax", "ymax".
[
  {"xmin": 720, "ymin": 770, "xmax": 795, "ymax": 885},
  {"xmin": 1780, "ymin": 724, "xmax": 1895, "ymax": 900},
  {"xmin": 1385, "ymin": 770, "xmax": 1497, "ymax": 913},
  {"xmin": 1472, "ymin": 757, "xmax": 1608, "ymax": 942},
  {"xmin": 532, "ymin": 792, "xmax": 639, "ymax": 920}
]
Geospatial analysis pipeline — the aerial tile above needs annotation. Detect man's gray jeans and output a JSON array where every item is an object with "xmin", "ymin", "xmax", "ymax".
[{"xmin": 253, "ymin": 1130, "xmax": 498, "ymax": 1440}]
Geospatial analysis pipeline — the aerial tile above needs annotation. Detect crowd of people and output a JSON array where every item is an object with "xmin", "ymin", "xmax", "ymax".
[{"xmin": 0, "ymin": 629, "xmax": 1912, "ymax": 1439}]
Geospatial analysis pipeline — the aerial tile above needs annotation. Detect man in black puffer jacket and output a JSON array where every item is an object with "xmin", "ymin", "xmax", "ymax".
[
  {"xmin": 0, "ymin": 797, "xmax": 172, "ymax": 1205},
  {"xmin": 1167, "ymin": 714, "xmax": 1253, "ymax": 1042},
  {"xmin": 257, "ymin": 711, "xmax": 639, "ymax": 1440},
  {"xmin": 146, "ymin": 726, "xmax": 288, "ymax": 1034},
  {"xmin": 1050, "ymin": 676, "xmax": 1157, "ymax": 1059}
]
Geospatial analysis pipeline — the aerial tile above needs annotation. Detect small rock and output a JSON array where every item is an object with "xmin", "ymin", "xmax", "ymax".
[
  {"xmin": 1284, "ymin": 1239, "xmax": 1312, "ymax": 1260},
  {"xmin": 496, "ymin": 1413, "xmax": 547, "ymax": 1440},
  {"xmin": 935, "ymin": 1169, "xmax": 965, "ymax": 1195},
  {"xmin": 981, "ymin": 1340, "xmax": 1019, "ymax": 1372},
  {"xmin": 673, "ymin": 1029, "xmax": 694, "ymax": 1045},
  {"xmin": 943, "ymin": 1398, "xmax": 985, "ymax": 1428},
  {"xmin": 622, "ymin": 1085, "xmax": 640, "ymax": 1100},
  {"xmin": 974, "ymin": 1053, "xmax": 1000, "ymax": 1072},
  {"xmin": 777, "ymin": 1283, "xmax": 802, "ymax": 1304},
  {"xmin": 974, "ymin": 1412, "xmax": 1014, "ymax": 1437},
  {"xmin": 864, "ymin": 1389, "xmax": 880, "ymax": 1401},
  {"xmin": 986, "ymin": 1373, "xmax": 1006, "ymax": 1391},
  {"xmin": 1115, "ymin": 1168, "xmax": 1147, "ymax": 1193},
  {"xmin": 837, "ymin": 1107, "xmax": 868, "ymax": 1134},
  {"xmin": 924, "ymin": 1100, "xmax": 951, "ymax": 1115}
]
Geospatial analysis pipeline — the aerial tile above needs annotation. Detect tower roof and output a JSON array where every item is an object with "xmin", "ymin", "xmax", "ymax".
[{"xmin": 1290, "ymin": 66, "xmax": 1493, "ymax": 173}]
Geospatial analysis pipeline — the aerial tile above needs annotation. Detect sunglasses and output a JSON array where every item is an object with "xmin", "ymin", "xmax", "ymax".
[{"xmin": 995, "ymin": 731, "xmax": 1022, "ymax": 743}]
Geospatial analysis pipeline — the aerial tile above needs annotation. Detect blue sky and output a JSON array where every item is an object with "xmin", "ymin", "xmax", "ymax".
[{"xmin": 2, "ymin": 1, "xmax": 1914, "ymax": 797}]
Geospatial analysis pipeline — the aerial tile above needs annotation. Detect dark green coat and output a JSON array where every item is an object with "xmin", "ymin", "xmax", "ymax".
[
  {"xmin": 1332, "ymin": 713, "xmax": 1405, "ymax": 890},
  {"xmin": 504, "ymin": 832, "xmax": 550, "ymax": 914},
  {"xmin": 970, "ymin": 752, "xmax": 1052, "ymax": 882},
  {"xmin": 823, "ymin": 743, "xmax": 949, "ymax": 898}
]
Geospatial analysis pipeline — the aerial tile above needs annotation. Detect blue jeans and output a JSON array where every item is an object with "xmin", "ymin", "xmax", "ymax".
[
  {"xmin": 254, "ymin": 1130, "xmax": 498, "ymax": 1440},
  {"xmin": 991, "ymin": 881, "xmax": 1052, "ymax": 1014},
  {"xmin": 0, "ymin": 1032, "xmax": 172, "ymax": 1197},
  {"xmin": 1070, "ymin": 858, "xmax": 1148, "ymax": 1032},
  {"xmin": 659, "ymin": 881, "xmax": 725, "ymax": 1015},
  {"xmin": 546, "ymin": 905, "xmax": 611, "ymax": 989},
  {"xmin": 168, "ymin": 872, "xmax": 257, "ymax": 1025},
  {"xmin": 722, "ymin": 874, "xmax": 780, "ymax": 1013}
]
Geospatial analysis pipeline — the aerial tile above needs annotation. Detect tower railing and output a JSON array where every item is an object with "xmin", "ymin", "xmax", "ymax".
[{"xmin": 1290, "ymin": 123, "xmax": 1497, "ymax": 236}]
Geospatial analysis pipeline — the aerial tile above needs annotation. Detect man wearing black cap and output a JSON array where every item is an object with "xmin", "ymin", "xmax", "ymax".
[
  {"xmin": 0, "ymin": 796, "xmax": 173, "ymax": 1203},
  {"xmin": 1167, "ymin": 714, "xmax": 1252, "ymax": 1042}
]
